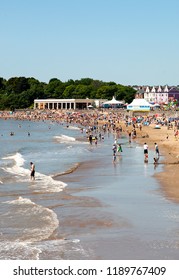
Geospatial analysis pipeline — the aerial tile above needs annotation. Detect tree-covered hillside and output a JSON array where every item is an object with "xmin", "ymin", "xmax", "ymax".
[{"xmin": 0, "ymin": 77, "xmax": 136, "ymax": 110}]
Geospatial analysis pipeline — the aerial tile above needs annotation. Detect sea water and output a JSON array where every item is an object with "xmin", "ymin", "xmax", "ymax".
[
  {"xmin": 0, "ymin": 119, "xmax": 179, "ymax": 260},
  {"xmin": 0, "ymin": 119, "xmax": 90, "ymax": 259}
]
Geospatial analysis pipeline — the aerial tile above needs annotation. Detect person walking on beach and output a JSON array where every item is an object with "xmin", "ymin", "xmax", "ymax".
[
  {"xmin": 30, "ymin": 162, "xmax": 35, "ymax": 180},
  {"xmin": 112, "ymin": 143, "xmax": 117, "ymax": 154},
  {"xmin": 117, "ymin": 143, "xmax": 123, "ymax": 154},
  {"xmin": 112, "ymin": 143, "xmax": 117, "ymax": 163},
  {"xmin": 143, "ymin": 142, "xmax": 148, "ymax": 162}
]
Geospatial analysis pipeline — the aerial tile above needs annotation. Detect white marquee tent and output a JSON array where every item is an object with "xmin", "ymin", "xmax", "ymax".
[
  {"xmin": 127, "ymin": 99, "xmax": 151, "ymax": 112},
  {"xmin": 102, "ymin": 96, "xmax": 124, "ymax": 105}
]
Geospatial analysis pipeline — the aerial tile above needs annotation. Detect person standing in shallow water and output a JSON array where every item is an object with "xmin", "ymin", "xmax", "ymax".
[
  {"xmin": 153, "ymin": 142, "xmax": 160, "ymax": 164},
  {"xmin": 89, "ymin": 134, "xmax": 93, "ymax": 145},
  {"xmin": 154, "ymin": 142, "xmax": 160, "ymax": 158},
  {"xmin": 30, "ymin": 162, "xmax": 35, "ymax": 180},
  {"xmin": 143, "ymin": 142, "xmax": 148, "ymax": 162}
]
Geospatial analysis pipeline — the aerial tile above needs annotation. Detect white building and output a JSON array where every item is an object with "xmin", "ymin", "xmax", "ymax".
[
  {"xmin": 136, "ymin": 85, "xmax": 169, "ymax": 104},
  {"xmin": 34, "ymin": 98, "xmax": 105, "ymax": 110}
]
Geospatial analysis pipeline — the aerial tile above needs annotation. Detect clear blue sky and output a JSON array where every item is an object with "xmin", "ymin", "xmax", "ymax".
[{"xmin": 1, "ymin": 0, "xmax": 179, "ymax": 85}]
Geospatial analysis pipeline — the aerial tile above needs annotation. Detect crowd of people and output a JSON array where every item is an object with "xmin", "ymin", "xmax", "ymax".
[{"xmin": 1, "ymin": 108, "xmax": 178, "ymax": 176}]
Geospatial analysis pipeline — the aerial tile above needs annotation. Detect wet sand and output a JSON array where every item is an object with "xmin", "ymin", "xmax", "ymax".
[
  {"xmin": 132, "ymin": 123, "xmax": 179, "ymax": 203},
  {"xmin": 53, "ymin": 159, "xmax": 104, "ymax": 182},
  {"xmin": 49, "ymin": 131, "xmax": 179, "ymax": 259}
]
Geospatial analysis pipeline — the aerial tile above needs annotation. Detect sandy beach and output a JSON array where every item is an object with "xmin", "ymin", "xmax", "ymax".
[
  {"xmin": 0, "ymin": 109, "xmax": 178, "ymax": 203},
  {"xmin": 0, "ymin": 108, "xmax": 179, "ymax": 259}
]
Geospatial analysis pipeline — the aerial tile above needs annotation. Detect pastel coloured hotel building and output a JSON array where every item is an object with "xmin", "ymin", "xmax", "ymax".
[{"xmin": 135, "ymin": 85, "xmax": 179, "ymax": 104}]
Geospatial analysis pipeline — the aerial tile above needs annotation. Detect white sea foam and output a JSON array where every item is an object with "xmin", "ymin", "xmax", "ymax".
[
  {"xmin": 4, "ymin": 196, "xmax": 35, "ymax": 205},
  {"xmin": 163, "ymin": 209, "xmax": 179, "ymax": 221},
  {"xmin": 33, "ymin": 238, "xmax": 94, "ymax": 260},
  {"xmin": 2, "ymin": 152, "xmax": 67, "ymax": 192},
  {"xmin": 54, "ymin": 134, "xmax": 76, "ymax": 143},
  {"xmin": 0, "ymin": 195, "xmax": 89, "ymax": 259},
  {"xmin": 2, "ymin": 152, "xmax": 29, "ymax": 177},
  {"xmin": 54, "ymin": 135, "xmax": 88, "ymax": 147},
  {"xmin": 0, "ymin": 238, "xmax": 85, "ymax": 260},
  {"xmin": 66, "ymin": 126, "xmax": 80, "ymax": 130},
  {"xmin": 0, "ymin": 241, "xmax": 42, "ymax": 260},
  {"xmin": 3, "ymin": 152, "xmax": 25, "ymax": 165},
  {"xmin": 32, "ymin": 172, "xmax": 67, "ymax": 193},
  {"xmin": 3, "ymin": 196, "xmax": 59, "ymax": 243}
]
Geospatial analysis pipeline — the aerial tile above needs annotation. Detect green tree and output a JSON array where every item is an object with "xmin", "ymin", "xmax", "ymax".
[
  {"xmin": 44, "ymin": 78, "xmax": 63, "ymax": 98},
  {"xmin": 74, "ymin": 78, "xmax": 93, "ymax": 86},
  {"xmin": 0, "ymin": 77, "xmax": 6, "ymax": 90},
  {"xmin": 96, "ymin": 85, "xmax": 117, "ymax": 99},
  {"xmin": 28, "ymin": 78, "xmax": 46, "ymax": 100},
  {"xmin": 0, "ymin": 75, "xmax": 136, "ymax": 109},
  {"xmin": 62, "ymin": 85, "xmax": 76, "ymax": 98},
  {"xmin": 72, "ymin": 85, "xmax": 93, "ymax": 99},
  {"xmin": 6, "ymin": 77, "xmax": 30, "ymax": 94}
]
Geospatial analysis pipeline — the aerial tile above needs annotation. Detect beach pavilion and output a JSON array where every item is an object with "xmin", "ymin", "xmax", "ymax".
[
  {"xmin": 102, "ymin": 96, "xmax": 124, "ymax": 108},
  {"xmin": 127, "ymin": 98, "xmax": 151, "ymax": 112},
  {"xmin": 34, "ymin": 98, "xmax": 95, "ymax": 110}
]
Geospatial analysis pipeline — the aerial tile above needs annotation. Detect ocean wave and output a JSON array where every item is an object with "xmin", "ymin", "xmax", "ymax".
[
  {"xmin": 66, "ymin": 126, "xmax": 80, "ymax": 130},
  {"xmin": 0, "ymin": 241, "xmax": 42, "ymax": 260},
  {"xmin": 2, "ymin": 196, "xmax": 59, "ymax": 243},
  {"xmin": 54, "ymin": 134, "xmax": 76, "ymax": 143},
  {"xmin": 0, "ymin": 238, "xmax": 84, "ymax": 260},
  {"xmin": 54, "ymin": 134, "xmax": 89, "ymax": 146},
  {"xmin": 2, "ymin": 152, "xmax": 67, "ymax": 193},
  {"xmin": 4, "ymin": 196, "xmax": 35, "ymax": 205},
  {"xmin": 2, "ymin": 152, "xmax": 29, "ymax": 177},
  {"xmin": 3, "ymin": 152, "xmax": 25, "ymax": 165},
  {"xmin": 31, "ymin": 173, "xmax": 67, "ymax": 193}
]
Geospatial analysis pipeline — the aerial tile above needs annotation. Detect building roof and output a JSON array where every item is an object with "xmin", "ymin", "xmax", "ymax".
[{"xmin": 103, "ymin": 96, "xmax": 124, "ymax": 105}]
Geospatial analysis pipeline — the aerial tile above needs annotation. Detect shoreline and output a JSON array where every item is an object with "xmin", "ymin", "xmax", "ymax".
[
  {"xmin": 1, "ymin": 110, "xmax": 179, "ymax": 259},
  {"xmin": 0, "ymin": 109, "xmax": 178, "ymax": 203},
  {"xmin": 1, "ymin": 110, "xmax": 179, "ymax": 260}
]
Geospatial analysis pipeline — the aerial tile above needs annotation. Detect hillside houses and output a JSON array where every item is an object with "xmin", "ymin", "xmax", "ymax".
[{"xmin": 135, "ymin": 85, "xmax": 179, "ymax": 105}]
